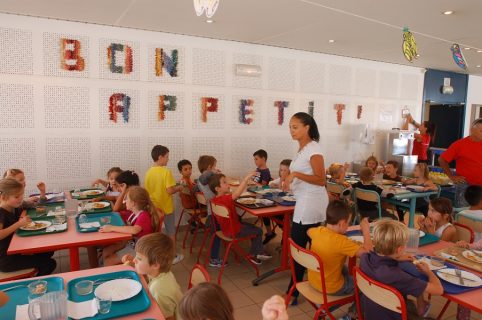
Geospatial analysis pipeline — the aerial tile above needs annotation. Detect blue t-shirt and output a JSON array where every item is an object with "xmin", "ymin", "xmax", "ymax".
[
  {"xmin": 256, "ymin": 168, "xmax": 272, "ymax": 185},
  {"xmin": 359, "ymin": 252, "xmax": 427, "ymax": 320}
]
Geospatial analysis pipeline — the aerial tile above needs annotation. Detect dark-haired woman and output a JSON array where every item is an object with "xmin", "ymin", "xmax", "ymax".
[
  {"xmin": 406, "ymin": 115, "xmax": 436, "ymax": 164},
  {"xmin": 285, "ymin": 112, "xmax": 329, "ymax": 303}
]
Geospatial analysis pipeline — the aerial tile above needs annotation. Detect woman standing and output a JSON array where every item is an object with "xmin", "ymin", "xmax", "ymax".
[
  {"xmin": 285, "ymin": 112, "xmax": 329, "ymax": 303},
  {"xmin": 406, "ymin": 114, "xmax": 436, "ymax": 164}
]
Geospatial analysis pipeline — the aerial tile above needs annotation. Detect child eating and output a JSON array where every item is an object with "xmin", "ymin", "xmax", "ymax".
[{"xmin": 418, "ymin": 197, "xmax": 456, "ymax": 242}]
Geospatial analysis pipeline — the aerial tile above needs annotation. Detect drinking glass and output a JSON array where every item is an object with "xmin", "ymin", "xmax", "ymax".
[
  {"xmin": 78, "ymin": 214, "xmax": 88, "ymax": 225},
  {"xmin": 406, "ymin": 228, "xmax": 420, "ymax": 253},
  {"xmin": 96, "ymin": 295, "xmax": 112, "ymax": 314},
  {"xmin": 28, "ymin": 291, "xmax": 67, "ymax": 320},
  {"xmin": 65, "ymin": 199, "xmax": 79, "ymax": 219}
]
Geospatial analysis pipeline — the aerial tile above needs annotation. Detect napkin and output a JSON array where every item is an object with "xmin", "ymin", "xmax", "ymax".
[
  {"xmin": 46, "ymin": 192, "xmax": 65, "ymax": 200},
  {"xmin": 47, "ymin": 210, "xmax": 65, "ymax": 216},
  {"xmin": 80, "ymin": 222, "xmax": 101, "ymax": 229},
  {"xmin": 46, "ymin": 223, "xmax": 67, "ymax": 232},
  {"xmin": 67, "ymin": 299, "xmax": 98, "ymax": 319},
  {"xmin": 16, "ymin": 304, "xmax": 39, "ymax": 320}
]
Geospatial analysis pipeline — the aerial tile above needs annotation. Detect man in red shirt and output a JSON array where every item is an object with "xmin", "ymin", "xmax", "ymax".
[{"xmin": 439, "ymin": 118, "xmax": 482, "ymax": 206}]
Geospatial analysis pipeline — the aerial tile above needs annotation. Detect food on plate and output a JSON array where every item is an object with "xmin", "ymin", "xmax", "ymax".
[
  {"xmin": 86, "ymin": 190, "xmax": 100, "ymax": 196},
  {"xmin": 282, "ymin": 195, "xmax": 296, "ymax": 202},
  {"xmin": 237, "ymin": 198, "xmax": 256, "ymax": 205},
  {"xmin": 463, "ymin": 251, "xmax": 482, "ymax": 263},
  {"xmin": 22, "ymin": 222, "xmax": 48, "ymax": 230},
  {"xmin": 92, "ymin": 202, "xmax": 106, "ymax": 209},
  {"xmin": 32, "ymin": 282, "xmax": 47, "ymax": 294}
]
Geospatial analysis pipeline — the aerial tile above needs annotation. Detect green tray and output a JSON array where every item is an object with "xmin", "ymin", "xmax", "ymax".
[
  {"xmin": 26, "ymin": 203, "xmax": 64, "ymax": 218},
  {"xmin": 76, "ymin": 212, "xmax": 124, "ymax": 233},
  {"xmin": 82, "ymin": 204, "xmax": 113, "ymax": 214},
  {"xmin": 71, "ymin": 188, "xmax": 105, "ymax": 200},
  {"xmin": 419, "ymin": 233, "xmax": 440, "ymax": 246},
  {"xmin": 16, "ymin": 216, "xmax": 68, "ymax": 237}
]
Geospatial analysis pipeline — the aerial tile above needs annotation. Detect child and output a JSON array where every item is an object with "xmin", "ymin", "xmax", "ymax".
[
  {"xmin": 3, "ymin": 168, "xmax": 47, "ymax": 206},
  {"xmin": 144, "ymin": 145, "xmax": 183, "ymax": 264},
  {"xmin": 360, "ymin": 220, "xmax": 443, "ymax": 319},
  {"xmin": 402, "ymin": 163, "xmax": 438, "ymax": 215},
  {"xmin": 123, "ymin": 233, "xmax": 182, "ymax": 320},
  {"xmin": 253, "ymin": 149, "xmax": 277, "ymax": 244},
  {"xmin": 0, "ymin": 178, "xmax": 56, "ymax": 275},
  {"xmin": 177, "ymin": 159, "xmax": 197, "ymax": 210},
  {"xmin": 308, "ymin": 200, "xmax": 373, "ymax": 319},
  {"xmin": 111, "ymin": 170, "xmax": 140, "ymax": 214},
  {"xmin": 383, "ymin": 160, "xmax": 402, "ymax": 182},
  {"xmin": 353, "ymin": 167, "xmax": 396, "ymax": 221},
  {"xmin": 456, "ymin": 185, "xmax": 482, "ymax": 241},
  {"xmin": 418, "ymin": 197, "xmax": 456, "ymax": 242},
  {"xmin": 100, "ymin": 186, "xmax": 159, "ymax": 265},
  {"xmin": 365, "ymin": 155, "xmax": 383, "ymax": 174},
  {"xmin": 269, "ymin": 159, "xmax": 292, "ymax": 191},
  {"xmin": 195, "ymin": 155, "xmax": 224, "ymax": 267},
  {"xmin": 91, "ymin": 167, "xmax": 123, "ymax": 202},
  {"xmin": 209, "ymin": 173, "xmax": 272, "ymax": 264},
  {"xmin": 328, "ymin": 163, "xmax": 351, "ymax": 189}
]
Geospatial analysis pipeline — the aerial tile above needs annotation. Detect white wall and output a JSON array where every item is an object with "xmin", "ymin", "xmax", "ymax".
[
  {"xmin": 0, "ymin": 13, "xmax": 424, "ymax": 198},
  {"xmin": 465, "ymin": 75, "xmax": 482, "ymax": 135}
]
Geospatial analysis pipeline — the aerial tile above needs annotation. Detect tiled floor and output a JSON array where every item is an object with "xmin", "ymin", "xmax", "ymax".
[{"xmin": 52, "ymin": 231, "xmax": 482, "ymax": 320}]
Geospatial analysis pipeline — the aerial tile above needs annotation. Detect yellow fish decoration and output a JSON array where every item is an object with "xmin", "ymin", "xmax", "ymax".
[{"xmin": 402, "ymin": 27, "xmax": 418, "ymax": 63}]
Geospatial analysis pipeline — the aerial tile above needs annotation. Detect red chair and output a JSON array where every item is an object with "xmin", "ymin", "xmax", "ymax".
[
  {"xmin": 188, "ymin": 264, "xmax": 211, "ymax": 289},
  {"xmin": 286, "ymin": 238, "xmax": 354, "ymax": 319},
  {"xmin": 0, "ymin": 268, "xmax": 37, "ymax": 282},
  {"xmin": 207, "ymin": 201, "xmax": 259, "ymax": 284},
  {"xmin": 353, "ymin": 267, "xmax": 408, "ymax": 320},
  {"xmin": 453, "ymin": 222, "xmax": 475, "ymax": 244}
]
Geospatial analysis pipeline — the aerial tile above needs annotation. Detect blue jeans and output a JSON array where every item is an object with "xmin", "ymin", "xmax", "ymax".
[{"xmin": 206, "ymin": 215, "xmax": 221, "ymax": 259}]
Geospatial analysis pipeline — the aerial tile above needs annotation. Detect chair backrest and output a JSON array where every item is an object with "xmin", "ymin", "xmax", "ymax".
[
  {"xmin": 195, "ymin": 192, "xmax": 207, "ymax": 206},
  {"xmin": 188, "ymin": 264, "xmax": 211, "ymax": 289},
  {"xmin": 403, "ymin": 213, "xmax": 423, "ymax": 230},
  {"xmin": 354, "ymin": 188, "xmax": 380, "ymax": 203},
  {"xmin": 211, "ymin": 201, "xmax": 230, "ymax": 219},
  {"xmin": 288, "ymin": 238, "xmax": 322, "ymax": 272},
  {"xmin": 453, "ymin": 222, "xmax": 475, "ymax": 243},
  {"xmin": 457, "ymin": 214, "xmax": 482, "ymax": 233},
  {"xmin": 353, "ymin": 267, "xmax": 407, "ymax": 320},
  {"xmin": 327, "ymin": 182, "xmax": 344, "ymax": 196}
]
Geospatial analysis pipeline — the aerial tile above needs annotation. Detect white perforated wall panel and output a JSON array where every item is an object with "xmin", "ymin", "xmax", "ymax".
[
  {"xmin": 99, "ymin": 137, "xmax": 141, "ymax": 175},
  {"xmin": 268, "ymin": 57, "xmax": 296, "ymax": 91},
  {"xmin": 231, "ymin": 95, "xmax": 262, "ymax": 129},
  {"xmin": 0, "ymin": 27, "xmax": 32, "ymax": 74},
  {"xmin": 400, "ymin": 74, "xmax": 420, "ymax": 100},
  {"xmin": 191, "ymin": 137, "xmax": 225, "ymax": 175},
  {"xmin": 147, "ymin": 44, "xmax": 185, "ymax": 83},
  {"xmin": 232, "ymin": 53, "xmax": 263, "ymax": 89},
  {"xmin": 379, "ymin": 71, "xmax": 400, "ymax": 98},
  {"xmin": 329, "ymin": 65, "xmax": 352, "ymax": 95},
  {"xmin": 148, "ymin": 90, "xmax": 185, "ymax": 129},
  {"xmin": 191, "ymin": 93, "xmax": 225, "ymax": 129},
  {"xmin": 355, "ymin": 68, "xmax": 377, "ymax": 97},
  {"xmin": 230, "ymin": 137, "xmax": 260, "ymax": 177},
  {"xmin": 0, "ymin": 83, "xmax": 34, "ymax": 128},
  {"xmin": 98, "ymin": 88, "xmax": 140, "ymax": 128},
  {"xmin": 192, "ymin": 48, "xmax": 226, "ymax": 86},
  {"xmin": 44, "ymin": 86, "xmax": 90, "ymax": 128},
  {"xmin": 0, "ymin": 137, "xmax": 37, "ymax": 182},
  {"xmin": 300, "ymin": 61, "xmax": 326, "ymax": 94},
  {"xmin": 46, "ymin": 137, "xmax": 91, "ymax": 180}
]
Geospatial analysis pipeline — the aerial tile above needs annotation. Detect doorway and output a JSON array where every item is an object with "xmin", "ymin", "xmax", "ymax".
[{"xmin": 424, "ymin": 103, "xmax": 465, "ymax": 149}]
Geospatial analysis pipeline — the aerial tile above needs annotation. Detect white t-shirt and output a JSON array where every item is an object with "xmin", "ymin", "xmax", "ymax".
[{"xmin": 290, "ymin": 141, "xmax": 329, "ymax": 224}]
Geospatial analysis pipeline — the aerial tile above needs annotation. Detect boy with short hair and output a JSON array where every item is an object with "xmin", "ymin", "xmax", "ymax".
[
  {"xmin": 383, "ymin": 160, "xmax": 402, "ymax": 182},
  {"xmin": 123, "ymin": 233, "xmax": 182, "ymax": 320},
  {"xmin": 253, "ymin": 149, "xmax": 276, "ymax": 244},
  {"xmin": 209, "ymin": 172, "xmax": 272, "ymax": 264},
  {"xmin": 177, "ymin": 159, "xmax": 196, "ymax": 210},
  {"xmin": 360, "ymin": 220, "xmax": 443, "ymax": 319},
  {"xmin": 145, "ymin": 145, "xmax": 183, "ymax": 264},
  {"xmin": 457, "ymin": 185, "xmax": 482, "ymax": 241},
  {"xmin": 308, "ymin": 200, "xmax": 372, "ymax": 319}
]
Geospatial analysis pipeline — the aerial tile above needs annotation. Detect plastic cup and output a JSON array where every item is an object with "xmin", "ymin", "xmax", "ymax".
[
  {"xmin": 78, "ymin": 214, "xmax": 88, "ymax": 225},
  {"xmin": 75, "ymin": 280, "xmax": 93, "ymax": 295},
  {"xmin": 96, "ymin": 295, "xmax": 112, "ymax": 314},
  {"xmin": 406, "ymin": 228, "xmax": 420, "ymax": 253}
]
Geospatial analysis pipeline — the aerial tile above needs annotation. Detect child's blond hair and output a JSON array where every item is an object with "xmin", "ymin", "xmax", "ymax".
[
  {"xmin": 127, "ymin": 186, "xmax": 160, "ymax": 232},
  {"xmin": 2, "ymin": 169, "xmax": 24, "ymax": 179},
  {"xmin": 415, "ymin": 163, "xmax": 430, "ymax": 180},
  {"xmin": 328, "ymin": 163, "xmax": 344, "ymax": 179},
  {"xmin": 359, "ymin": 167, "xmax": 374, "ymax": 183},
  {"xmin": 372, "ymin": 220, "xmax": 408, "ymax": 255}
]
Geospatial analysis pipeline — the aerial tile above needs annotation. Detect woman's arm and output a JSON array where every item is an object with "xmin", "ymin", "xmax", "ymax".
[{"xmin": 288, "ymin": 154, "xmax": 326, "ymax": 187}]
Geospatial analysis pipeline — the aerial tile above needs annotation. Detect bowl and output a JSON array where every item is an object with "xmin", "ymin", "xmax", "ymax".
[
  {"xmin": 35, "ymin": 205, "xmax": 47, "ymax": 215},
  {"xmin": 75, "ymin": 280, "xmax": 94, "ymax": 295},
  {"xmin": 28, "ymin": 280, "xmax": 48, "ymax": 295}
]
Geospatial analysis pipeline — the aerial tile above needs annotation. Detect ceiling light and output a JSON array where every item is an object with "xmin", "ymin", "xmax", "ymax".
[
  {"xmin": 194, "ymin": 0, "xmax": 220, "ymax": 18},
  {"xmin": 477, "ymin": 65, "xmax": 481, "ymax": 68},
  {"xmin": 328, "ymin": 39, "xmax": 335, "ymax": 43},
  {"xmin": 206, "ymin": 19, "xmax": 214, "ymax": 23},
  {"xmin": 442, "ymin": 10, "xmax": 454, "ymax": 15},
  {"xmin": 464, "ymin": 47, "xmax": 471, "ymax": 50},
  {"xmin": 477, "ymin": 50, "xmax": 482, "ymax": 53}
]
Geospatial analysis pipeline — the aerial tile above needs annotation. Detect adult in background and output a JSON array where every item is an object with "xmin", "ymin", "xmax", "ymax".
[
  {"xmin": 405, "ymin": 114, "xmax": 436, "ymax": 164},
  {"xmin": 439, "ymin": 118, "xmax": 482, "ymax": 207},
  {"xmin": 285, "ymin": 112, "xmax": 329, "ymax": 303}
]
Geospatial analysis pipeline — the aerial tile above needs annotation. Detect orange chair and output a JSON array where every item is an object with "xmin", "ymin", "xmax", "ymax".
[
  {"xmin": 454, "ymin": 222, "xmax": 474, "ymax": 243},
  {"xmin": 188, "ymin": 264, "xmax": 211, "ymax": 289},
  {"xmin": 195, "ymin": 192, "xmax": 213, "ymax": 263},
  {"xmin": 207, "ymin": 201, "xmax": 259, "ymax": 284},
  {"xmin": 286, "ymin": 238, "xmax": 354, "ymax": 319},
  {"xmin": 0, "ymin": 268, "xmax": 37, "ymax": 282},
  {"xmin": 353, "ymin": 267, "xmax": 408, "ymax": 320}
]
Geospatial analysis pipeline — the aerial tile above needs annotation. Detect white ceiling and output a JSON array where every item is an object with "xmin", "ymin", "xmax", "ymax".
[{"xmin": 1, "ymin": 0, "xmax": 482, "ymax": 75}]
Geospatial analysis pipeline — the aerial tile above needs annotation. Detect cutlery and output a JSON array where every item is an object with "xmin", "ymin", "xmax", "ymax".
[
  {"xmin": 440, "ymin": 252, "xmax": 460, "ymax": 262},
  {"xmin": 1, "ymin": 284, "xmax": 27, "ymax": 292},
  {"xmin": 455, "ymin": 269, "xmax": 465, "ymax": 285},
  {"xmin": 438, "ymin": 270, "xmax": 477, "ymax": 283}
]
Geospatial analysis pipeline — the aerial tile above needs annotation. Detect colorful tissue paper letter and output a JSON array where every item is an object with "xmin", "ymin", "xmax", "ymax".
[
  {"xmin": 155, "ymin": 48, "xmax": 178, "ymax": 77},
  {"xmin": 109, "ymin": 93, "xmax": 131, "ymax": 123},
  {"xmin": 158, "ymin": 95, "xmax": 177, "ymax": 121},
  {"xmin": 201, "ymin": 97, "xmax": 218, "ymax": 122},
  {"xmin": 107, "ymin": 43, "xmax": 133, "ymax": 74},
  {"xmin": 60, "ymin": 39, "xmax": 85, "ymax": 71},
  {"xmin": 274, "ymin": 101, "xmax": 289, "ymax": 125},
  {"xmin": 308, "ymin": 101, "xmax": 314, "ymax": 118},
  {"xmin": 334, "ymin": 104, "xmax": 345, "ymax": 125},
  {"xmin": 239, "ymin": 99, "xmax": 254, "ymax": 124}
]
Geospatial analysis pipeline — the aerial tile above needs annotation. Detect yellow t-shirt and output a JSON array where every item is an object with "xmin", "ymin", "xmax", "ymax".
[
  {"xmin": 307, "ymin": 226, "xmax": 360, "ymax": 293},
  {"xmin": 144, "ymin": 166, "xmax": 176, "ymax": 214},
  {"xmin": 148, "ymin": 271, "xmax": 183, "ymax": 319}
]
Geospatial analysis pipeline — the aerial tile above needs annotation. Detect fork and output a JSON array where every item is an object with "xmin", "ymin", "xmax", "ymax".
[
  {"xmin": 1, "ymin": 284, "xmax": 27, "ymax": 292},
  {"xmin": 455, "ymin": 269, "xmax": 465, "ymax": 285}
]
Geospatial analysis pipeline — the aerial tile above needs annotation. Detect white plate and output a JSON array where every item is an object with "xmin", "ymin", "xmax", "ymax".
[
  {"xmin": 349, "ymin": 235, "xmax": 364, "ymax": 244},
  {"xmin": 419, "ymin": 230, "xmax": 425, "ymax": 238},
  {"xmin": 20, "ymin": 220, "xmax": 52, "ymax": 231},
  {"xmin": 73, "ymin": 189, "xmax": 103, "ymax": 197},
  {"xmin": 406, "ymin": 185, "xmax": 425, "ymax": 192},
  {"xmin": 237, "ymin": 198, "xmax": 257, "ymax": 205},
  {"xmin": 462, "ymin": 250, "xmax": 482, "ymax": 264},
  {"xmin": 473, "ymin": 249, "xmax": 482, "ymax": 255},
  {"xmin": 94, "ymin": 279, "xmax": 142, "ymax": 301},
  {"xmin": 89, "ymin": 201, "xmax": 110, "ymax": 209},
  {"xmin": 436, "ymin": 268, "xmax": 482, "ymax": 287}
]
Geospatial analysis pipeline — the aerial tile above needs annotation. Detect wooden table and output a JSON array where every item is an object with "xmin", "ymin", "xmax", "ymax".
[
  {"xmin": 235, "ymin": 203, "xmax": 294, "ymax": 286},
  {"xmin": 0, "ymin": 265, "xmax": 165, "ymax": 320},
  {"xmin": 8, "ymin": 215, "xmax": 131, "ymax": 271},
  {"xmin": 419, "ymin": 241, "xmax": 482, "ymax": 317}
]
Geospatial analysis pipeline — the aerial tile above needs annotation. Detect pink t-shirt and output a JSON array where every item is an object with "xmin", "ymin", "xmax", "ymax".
[{"xmin": 127, "ymin": 210, "xmax": 153, "ymax": 240}]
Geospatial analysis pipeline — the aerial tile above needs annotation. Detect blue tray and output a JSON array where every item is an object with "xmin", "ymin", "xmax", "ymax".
[
  {"xmin": 66, "ymin": 270, "xmax": 150, "ymax": 320},
  {"xmin": 75, "ymin": 212, "xmax": 124, "ymax": 233},
  {"xmin": 0, "ymin": 276, "xmax": 64, "ymax": 320},
  {"xmin": 419, "ymin": 233, "xmax": 440, "ymax": 247},
  {"xmin": 263, "ymin": 192, "xmax": 296, "ymax": 206}
]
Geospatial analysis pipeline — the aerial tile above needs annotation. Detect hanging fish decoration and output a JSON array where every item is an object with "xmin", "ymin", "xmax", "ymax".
[
  {"xmin": 402, "ymin": 27, "xmax": 418, "ymax": 63},
  {"xmin": 451, "ymin": 44, "xmax": 468, "ymax": 70}
]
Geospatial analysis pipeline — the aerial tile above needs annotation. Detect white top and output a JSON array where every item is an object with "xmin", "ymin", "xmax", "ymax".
[
  {"xmin": 434, "ymin": 222, "xmax": 453, "ymax": 238},
  {"xmin": 290, "ymin": 141, "xmax": 328, "ymax": 224}
]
